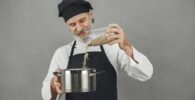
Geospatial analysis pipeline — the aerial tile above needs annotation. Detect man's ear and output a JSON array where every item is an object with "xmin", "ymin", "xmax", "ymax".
[
  {"xmin": 92, "ymin": 18, "xmax": 95, "ymax": 23},
  {"xmin": 88, "ymin": 11, "xmax": 94, "ymax": 23}
]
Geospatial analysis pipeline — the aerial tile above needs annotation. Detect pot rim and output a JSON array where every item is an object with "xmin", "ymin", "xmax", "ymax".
[{"xmin": 61, "ymin": 68, "xmax": 96, "ymax": 71}]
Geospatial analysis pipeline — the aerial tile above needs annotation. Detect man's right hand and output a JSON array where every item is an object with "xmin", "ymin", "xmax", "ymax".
[
  {"xmin": 50, "ymin": 68, "xmax": 63, "ymax": 100},
  {"xmin": 51, "ymin": 75, "xmax": 63, "ymax": 93}
]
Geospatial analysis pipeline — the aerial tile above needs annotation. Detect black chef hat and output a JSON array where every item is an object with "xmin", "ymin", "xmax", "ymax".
[{"xmin": 58, "ymin": 0, "xmax": 93, "ymax": 22}]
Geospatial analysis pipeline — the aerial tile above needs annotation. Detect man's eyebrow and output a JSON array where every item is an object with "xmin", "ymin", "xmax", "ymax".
[
  {"xmin": 69, "ymin": 22, "xmax": 75, "ymax": 26},
  {"xmin": 81, "ymin": 17, "xmax": 87, "ymax": 20}
]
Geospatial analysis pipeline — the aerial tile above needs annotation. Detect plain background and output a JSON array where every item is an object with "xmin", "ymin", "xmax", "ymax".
[{"xmin": 0, "ymin": 0, "xmax": 195, "ymax": 100}]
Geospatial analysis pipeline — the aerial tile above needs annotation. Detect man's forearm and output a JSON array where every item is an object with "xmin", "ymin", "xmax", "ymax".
[
  {"xmin": 50, "ymin": 78, "xmax": 58, "ymax": 100},
  {"xmin": 122, "ymin": 38, "xmax": 139, "ymax": 64}
]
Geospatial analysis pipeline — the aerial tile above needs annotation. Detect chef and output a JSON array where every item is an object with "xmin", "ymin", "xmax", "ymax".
[{"xmin": 42, "ymin": 0, "xmax": 153, "ymax": 100}]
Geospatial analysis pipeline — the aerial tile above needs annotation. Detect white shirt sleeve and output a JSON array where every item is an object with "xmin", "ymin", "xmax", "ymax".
[
  {"xmin": 41, "ymin": 48, "xmax": 61, "ymax": 100},
  {"xmin": 117, "ymin": 46, "xmax": 153, "ymax": 81}
]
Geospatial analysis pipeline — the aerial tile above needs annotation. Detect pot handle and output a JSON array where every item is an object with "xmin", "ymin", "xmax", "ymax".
[
  {"xmin": 89, "ymin": 71, "xmax": 106, "ymax": 76},
  {"xmin": 53, "ymin": 71, "xmax": 62, "ymax": 76}
]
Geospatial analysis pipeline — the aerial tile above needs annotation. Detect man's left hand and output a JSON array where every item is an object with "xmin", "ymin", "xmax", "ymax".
[
  {"xmin": 106, "ymin": 23, "xmax": 136, "ymax": 62},
  {"xmin": 106, "ymin": 24, "xmax": 126, "ymax": 49}
]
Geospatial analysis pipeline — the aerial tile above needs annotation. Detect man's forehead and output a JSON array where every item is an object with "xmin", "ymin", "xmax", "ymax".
[{"xmin": 66, "ymin": 12, "xmax": 89, "ymax": 23}]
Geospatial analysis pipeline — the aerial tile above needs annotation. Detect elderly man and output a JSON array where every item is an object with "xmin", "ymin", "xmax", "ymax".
[{"xmin": 42, "ymin": 0, "xmax": 153, "ymax": 100}]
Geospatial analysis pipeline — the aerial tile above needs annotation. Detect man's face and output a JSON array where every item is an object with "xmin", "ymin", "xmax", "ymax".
[{"xmin": 66, "ymin": 12, "xmax": 93, "ymax": 39}]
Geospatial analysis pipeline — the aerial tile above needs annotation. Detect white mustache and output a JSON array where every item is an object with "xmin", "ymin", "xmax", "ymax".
[{"xmin": 76, "ymin": 28, "xmax": 90, "ymax": 35}]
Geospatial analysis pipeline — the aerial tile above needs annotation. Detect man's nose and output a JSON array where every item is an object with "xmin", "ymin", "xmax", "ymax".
[{"xmin": 76, "ymin": 24, "xmax": 82, "ymax": 32}]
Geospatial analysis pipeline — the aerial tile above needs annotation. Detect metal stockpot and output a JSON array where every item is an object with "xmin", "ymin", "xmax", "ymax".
[{"xmin": 53, "ymin": 68, "xmax": 104, "ymax": 93}]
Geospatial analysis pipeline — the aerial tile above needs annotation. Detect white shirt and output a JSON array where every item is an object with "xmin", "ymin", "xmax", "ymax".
[{"xmin": 41, "ymin": 40, "xmax": 153, "ymax": 100}]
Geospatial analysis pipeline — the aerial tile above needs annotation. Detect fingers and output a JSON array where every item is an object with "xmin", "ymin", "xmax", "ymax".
[
  {"xmin": 106, "ymin": 33, "xmax": 119, "ymax": 41},
  {"xmin": 54, "ymin": 68, "xmax": 62, "ymax": 81},
  {"xmin": 105, "ymin": 25, "xmax": 121, "ymax": 42},
  {"xmin": 52, "ymin": 67, "xmax": 63, "ymax": 94},
  {"xmin": 53, "ymin": 80, "xmax": 63, "ymax": 94},
  {"xmin": 108, "ymin": 23, "xmax": 121, "ymax": 29},
  {"xmin": 104, "ymin": 23, "xmax": 125, "ymax": 46},
  {"xmin": 106, "ymin": 26, "xmax": 121, "ymax": 34},
  {"xmin": 53, "ymin": 75, "xmax": 61, "ymax": 83},
  {"xmin": 105, "ymin": 30, "xmax": 123, "ymax": 45}
]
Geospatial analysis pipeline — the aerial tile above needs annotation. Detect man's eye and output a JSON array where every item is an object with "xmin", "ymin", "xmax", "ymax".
[
  {"xmin": 70, "ymin": 23, "xmax": 76, "ymax": 26},
  {"xmin": 80, "ymin": 18, "xmax": 86, "ymax": 23}
]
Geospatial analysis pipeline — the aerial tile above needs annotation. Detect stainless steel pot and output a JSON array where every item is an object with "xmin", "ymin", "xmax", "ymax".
[{"xmin": 53, "ymin": 68, "xmax": 104, "ymax": 93}]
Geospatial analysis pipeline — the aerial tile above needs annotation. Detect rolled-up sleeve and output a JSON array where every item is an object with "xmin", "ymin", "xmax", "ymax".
[{"xmin": 118, "ymin": 46, "xmax": 153, "ymax": 81}]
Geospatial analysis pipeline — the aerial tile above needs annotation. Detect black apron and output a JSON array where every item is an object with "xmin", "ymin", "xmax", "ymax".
[{"xmin": 66, "ymin": 41, "xmax": 118, "ymax": 100}]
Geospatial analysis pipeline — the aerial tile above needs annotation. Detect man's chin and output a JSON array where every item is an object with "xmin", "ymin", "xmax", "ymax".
[
  {"xmin": 73, "ymin": 35, "xmax": 89, "ymax": 43},
  {"xmin": 77, "ymin": 34, "xmax": 87, "ymax": 39},
  {"xmin": 79, "ymin": 32, "xmax": 91, "ymax": 38}
]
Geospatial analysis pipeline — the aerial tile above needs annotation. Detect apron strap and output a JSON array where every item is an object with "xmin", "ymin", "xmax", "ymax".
[
  {"xmin": 69, "ymin": 41, "xmax": 76, "ymax": 60},
  {"xmin": 100, "ymin": 45, "xmax": 106, "ymax": 54}
]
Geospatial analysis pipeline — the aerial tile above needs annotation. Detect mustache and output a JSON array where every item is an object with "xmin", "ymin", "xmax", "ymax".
[{"xmin": 75, "ymin": 28, "xmax": 91, "ymax": 35}]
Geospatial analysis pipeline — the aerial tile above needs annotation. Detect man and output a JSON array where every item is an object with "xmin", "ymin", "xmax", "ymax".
[{"xmin": 42, "ymin": 0, "xmax": 153, "ymax": 100}]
